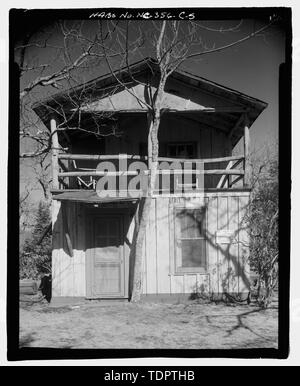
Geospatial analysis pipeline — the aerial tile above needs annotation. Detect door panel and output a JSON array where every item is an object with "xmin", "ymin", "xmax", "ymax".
[
  {"xmin": 92, "ymin": 215, "xmax": 125, "ymax": 297},
  {"xmin": 94, "ymin": 262, "xmax": 121, "ymax": 294}
]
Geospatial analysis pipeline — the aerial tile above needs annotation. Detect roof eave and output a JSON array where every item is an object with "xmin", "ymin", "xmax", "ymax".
[{"xmin": 32, "ymin": 57, "xmax": 268, "ymax": 137}]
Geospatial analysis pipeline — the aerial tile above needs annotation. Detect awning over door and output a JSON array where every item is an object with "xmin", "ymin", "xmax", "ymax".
[{"xmin": 52, "ymin": 190, "xmax": 139, "ymax": 204}]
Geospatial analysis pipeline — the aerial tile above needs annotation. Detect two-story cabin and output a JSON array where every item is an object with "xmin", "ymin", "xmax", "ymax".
[{"xmin": 33, "ymin": 58, "xmax": 267, "ymax": 303}]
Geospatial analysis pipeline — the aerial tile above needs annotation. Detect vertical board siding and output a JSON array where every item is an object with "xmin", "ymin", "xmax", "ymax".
[
  {"xmin": 238, "ymin": 196, "xmax": 251, "ymax": 293},
  {"xmin": 142, "ymin": 229, "xmax": 147, "ymax": 294},
  {"xmin": 74, "ymin": 203, "xmax": 86, "ymax": 296},
  {"xmin": 156, "ymin": 198, "xmax": 171, "ymax": 294},
  {"xmin": 171, "ymin": 275, "xmax": 184, "ymax": 293},
  {"xmin": 70, "ymin": 203, "xmax": 75, "ymax": 295},
  {"xmin": 59, "ymin": 202, "xmax": 74, "ymax": 296},
  {"xmin": 85, "ymin": 214, "xmax": 92, "ymax": 298},
  {"xmin": 228, "ymin": 197, "xmax": 239, "ymax": 293},
  {"xmin": 52, "ymin": 200, "xmax": 62, "ymax": 297},
  {"xmin": 144, "ymin": 193, "xmax": 249, "ymax": 296},
  {"xmin": 52, "ymin": 193, "xmax": 250, "ymax": 298},
  {"xmin": 184, "ymin": 274, "xmax": 197, "ymax": 294},
  {"xmin": 217, "ymin": 196, "xmax": 229, "ymax": 293},
  {"xmin": 145, "ymin": 199, "xmax": 157, "ymax": 294},
  {"xmin": 52, "ymin": 202, "xmax": 87, "ymax": 297},
  {"xmin": 206, "ymin": 196, "xmax": 218, "ymax": 294}
]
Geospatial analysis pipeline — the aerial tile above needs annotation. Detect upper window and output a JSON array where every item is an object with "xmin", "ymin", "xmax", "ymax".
[
  {"xmin": 167, "ymin": 142, "xmax": 197, "ymax": 159},
  {"xmin": 139, "ymin": 141, "xmax": 197, "ymax": 159},
  {"xmin": 174, "ymin": 208, "xmax": 206, "ymax": 273}
]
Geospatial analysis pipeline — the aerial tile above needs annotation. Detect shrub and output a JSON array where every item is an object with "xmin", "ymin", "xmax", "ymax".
[
  {"xmin": 247, "ymin": 158, "xmax": 278, "ymax": 308},
  {"xmin": 19, "ymin": 201, "xmax": 52, "ymax": 280}
]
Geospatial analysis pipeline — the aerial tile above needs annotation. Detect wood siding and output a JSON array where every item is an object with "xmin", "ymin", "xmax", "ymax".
[
  {"xmin": 52, "ymin": 201, "xmax": 86, "ymax": 297},
  {"xmin": 70, "ymin": 114, "xmax": 231, "ymax": 189},
  {"xmin": 100, "ymin": 114, "xmax": 231, "ymax": 160},
  {"xmin": 52, "ymin": 191, "xmax": 250, "ymax": 298},
  {"xmin": 140, "ymin": 192, "xmax": 250, "ymax": 296}
]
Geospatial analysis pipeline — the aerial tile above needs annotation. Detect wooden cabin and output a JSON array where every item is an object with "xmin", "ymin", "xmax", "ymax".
[{"xmin": 33, "ymin": 58, "xmax": 267, "ymax": 302}]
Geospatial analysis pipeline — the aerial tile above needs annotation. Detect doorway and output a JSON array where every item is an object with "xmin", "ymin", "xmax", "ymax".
[{"xmin": 87, "ymin": 214, "xmax": 126, "ymax": 298}]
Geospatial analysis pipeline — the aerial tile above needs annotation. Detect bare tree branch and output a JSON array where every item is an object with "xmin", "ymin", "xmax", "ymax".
[{"xmin": 185, "ymin": 17, "xmax": 278, "ymax": 60}]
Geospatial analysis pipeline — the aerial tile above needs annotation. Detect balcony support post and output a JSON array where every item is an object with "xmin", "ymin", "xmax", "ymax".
[
  {"xmin": 51, "ymin": 118, "xmax": 59, "ymax": 190},
  {"xmin": 243, "ymin": 113, "xmax": 251, "ymax": 188}
]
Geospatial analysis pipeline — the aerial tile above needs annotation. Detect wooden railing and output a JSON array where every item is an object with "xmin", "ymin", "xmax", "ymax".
[
  {"xmin": 50, "ymin": 111, "xmax": 251, "ymax": 194},
  {"xmin": 54, "ymin": 153, "xmax": 247, "ymax": 191}
]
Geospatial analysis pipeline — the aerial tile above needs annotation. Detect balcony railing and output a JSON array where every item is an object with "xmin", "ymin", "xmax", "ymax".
[{"xmin": 53, "ymin": 153, "xmax": 247, "ymax": 194}]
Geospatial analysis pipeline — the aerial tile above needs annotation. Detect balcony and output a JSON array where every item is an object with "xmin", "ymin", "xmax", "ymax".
[{"xmin": 52, "ymin": 153, "xmax": 248, "ymax": 198}]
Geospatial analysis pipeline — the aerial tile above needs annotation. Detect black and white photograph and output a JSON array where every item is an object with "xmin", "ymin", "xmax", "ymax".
[{"xmin": 3, "ymin": 3, "xmax": 295, "ymax": 366}]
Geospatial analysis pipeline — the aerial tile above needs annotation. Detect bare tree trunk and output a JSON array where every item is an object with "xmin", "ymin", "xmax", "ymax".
[
  {"xmin": 130, "ymin": 197, "xmax": 151, "ymax": 301},
  {"xmin": 130, "ymin": 114, "xmax": 162, "ymax": 302},
  {"xmin": 129, "ymin": 23, "xmax": 171, "ymax": 299},
  {"xmin": 130, "ymin": 71, "xmax": 166, "ymax": 300}
]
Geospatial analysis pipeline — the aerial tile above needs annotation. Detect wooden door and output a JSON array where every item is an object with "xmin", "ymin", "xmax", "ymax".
[{"xmin": 90, "ymin": 215, "xmax": 125, "ymax": 298}]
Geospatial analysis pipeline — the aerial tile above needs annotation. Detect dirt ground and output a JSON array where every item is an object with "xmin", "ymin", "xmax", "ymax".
[{"xmin": 19, "ymin": 297, "xmax": 278, "ymax": 349}]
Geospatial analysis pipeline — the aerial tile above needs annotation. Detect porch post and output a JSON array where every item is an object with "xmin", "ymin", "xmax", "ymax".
[
  {"xmin": 50, "ymin": 118, "xmax": 59, "ymax": 190},
  {"xmin": 243, "ymin": 113, "xmax": 251, "ymax": 188},
  {"xmin": 50, "ymin": 118, "xmax": 61, "ymax": 296}
]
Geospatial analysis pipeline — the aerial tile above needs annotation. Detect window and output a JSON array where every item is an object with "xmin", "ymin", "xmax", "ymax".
[
  {"xmin": 139, "ymin": 141, "xmax": 197, "ymax": 159},
  {"xmin": 174, "ymin": 208, "xmax": 206, "ymax": 273},
  {"xmin": 167, "ymin": 142, "xmax": 197, "ymax": 159}
]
